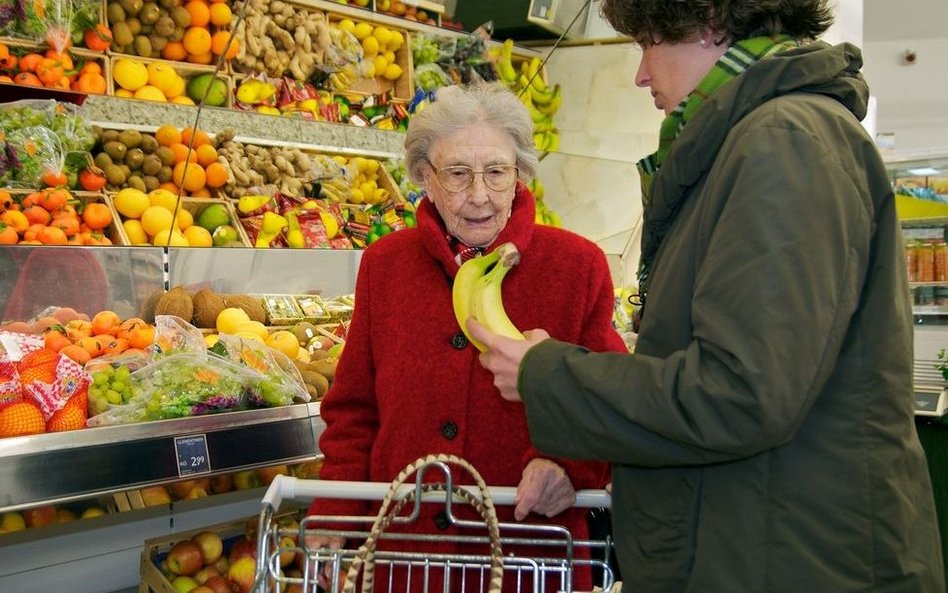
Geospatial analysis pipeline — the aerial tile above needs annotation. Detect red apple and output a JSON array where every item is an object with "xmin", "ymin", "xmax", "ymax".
[
  {"xmin": 209, "ymin": 473, "xmax": 234, "ymax": 494},
  {"xmin": 211, "ymin": 556, "xmax": 229, "ymax": 575},
  {"xmin": 193, "ymin": 530, "xmax": 224, "ymax": 565},
  {"xmin": 170, "ymin": 479, "xmax": 198, "ymax": 500},
  {"xmin": 202, "ymin": 575, "xmax": 232, "ymax": 593},
  {"xmin": 229, "ymin": 537, "xmax": 257, "ymax": 563},
  {"xmin": 167, "ymin": 540, "xmax": 204, "ymax": 576},
  {"xmin": 140, "ymin": 485, "xmax": 172, "ymax": 507},
  {"xmin": 278, "ymin": 535, "xmax": 296, "ymax": 567},
  {"xmin": 227, "ymin": 556, "xmax": 256, "ymax": 593},
  {"xmin": 24, "ymin": 505, "xmax": 57, "ymax": 528},
  {"xmin": 189, "ymin": 587, "xmax": 215, "ymax": 593},
  {"xmin": 193, "ymin": 565, "xmax": 220, "ymax": 585}
]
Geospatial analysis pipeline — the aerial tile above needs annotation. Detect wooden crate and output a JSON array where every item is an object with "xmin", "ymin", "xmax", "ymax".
[
  {"xmin": 2, "ymin": 189, "xmax": 126, "ymax": 246},
  {"xmin": 106, "ymin": 194, "xmax": 252, "ymax": 247},
  {"xmin": 325, "ymin": 15, "xmax": 413, "ymax": 101},
  {"xmin": 0, "ymin": 37, "xmax": 111, "ymax": 95},
  {"xmin": 108, "ymin": 53, "xmax": 233, "ymax": 108}
]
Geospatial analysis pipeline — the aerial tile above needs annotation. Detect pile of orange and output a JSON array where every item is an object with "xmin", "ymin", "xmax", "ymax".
[
  {"xmin": 0, "ymin": 188, "xmax": 114, "ymax": 246},
  {"xmin": 0, "ymin": 43, "xmax": 107, "ymax": 94},
  {"xmin": 168, "ymin": 0, "xmax": 239, "ymax": 64},
  {"xmin": 154, "ymin": 124, "xmax": 229, "ymax": 196},
  {"xmin": 36, "ymin": 310, "xmax": 155, "ymax": 365}
]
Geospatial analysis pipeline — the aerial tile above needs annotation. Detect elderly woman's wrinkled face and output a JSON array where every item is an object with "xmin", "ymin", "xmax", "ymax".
[{"xmin": 424, "ymin": 123, "xmax": 518, "ymax": 248}]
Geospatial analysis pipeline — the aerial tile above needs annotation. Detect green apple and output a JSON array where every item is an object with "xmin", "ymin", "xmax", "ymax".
[
  {"xmin": 212, "ymin": 224, "xmax": 240, "ymax": 246},
  {"xmin": 171, "ymin": 575, "xmax": 198, "ymax": 593},
  {"xmin": 197, "ymin": 204, "xmax": 231, "ymax": 232},
  {"xmin": 187, "ymin": 74, "xmax": 228, "ymax": 107}
]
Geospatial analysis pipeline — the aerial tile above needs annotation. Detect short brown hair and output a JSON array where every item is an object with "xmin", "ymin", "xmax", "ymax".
[{"xmin": 599, "ymin": 0, "xmax": 833, "ymax": 45}]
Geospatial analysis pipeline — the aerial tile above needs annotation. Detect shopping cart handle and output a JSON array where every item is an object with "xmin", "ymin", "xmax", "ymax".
[{"xmin": 261, "ymin": 475, "xmax": 610, "ymax": 511}]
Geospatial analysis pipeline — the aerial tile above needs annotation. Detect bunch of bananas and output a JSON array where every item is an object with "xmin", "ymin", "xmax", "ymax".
[
  {"xmin": 452, "ymin": 242, "xmax": 525, "ymax": 352},
  {"xmin": 493, "ymin": 39, "xmax": 562, "ymax": 153},
  {"xmin": 528, "ymin": 178, "xmax": 563, "ymax": 227}
]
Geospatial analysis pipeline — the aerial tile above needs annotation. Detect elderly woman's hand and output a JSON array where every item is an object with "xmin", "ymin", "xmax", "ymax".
[
  {"xmin": 514, "ymin": 458, "xmax": 576, "ymax": 521},
  {"xmin": 304, "ymin": 534, "xmax": 346, "ymax": 588},
  {"xmin": 467, "ymin": 318, "xmax": 549, "ymax": 402}
]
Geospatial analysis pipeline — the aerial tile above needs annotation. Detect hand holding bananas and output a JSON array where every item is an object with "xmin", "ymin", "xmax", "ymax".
[
  {"xmin": 452, "ymin": 242, "xmax": 525, "ymax": 351},
  {"xmin": 467, "ymin": 317, "xmax": 549, "ymax": 403}
]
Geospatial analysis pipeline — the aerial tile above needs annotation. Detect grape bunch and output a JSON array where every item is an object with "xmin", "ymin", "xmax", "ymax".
[
  {"xmin": 88, "ymin": 365, "xmax": 136, "ymax": 415},
  {"xmin": 411, "ymin": 34, "xmax": 442, "ymax": 65}
]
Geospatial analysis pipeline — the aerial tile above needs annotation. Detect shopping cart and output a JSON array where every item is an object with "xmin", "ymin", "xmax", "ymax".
[{"xmin": 251, "ymin": 454, "xmax": 617, "ymax": 593}]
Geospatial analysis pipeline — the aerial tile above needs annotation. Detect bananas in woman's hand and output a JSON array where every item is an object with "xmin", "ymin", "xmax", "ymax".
[{"xmin": 452, "ymin": 242, "xmax": 524, "ymax": 351}]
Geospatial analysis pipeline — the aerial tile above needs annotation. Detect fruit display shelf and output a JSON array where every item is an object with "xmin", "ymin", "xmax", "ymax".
[{"xmin": 0, "ymin": 401, "xmax": 324, "ymax": 514}]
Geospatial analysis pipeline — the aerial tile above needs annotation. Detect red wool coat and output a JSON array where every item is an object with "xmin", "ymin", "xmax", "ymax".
[{"xmin": 309, "ymin": 184, "xmax": 626, "ymax": 590}]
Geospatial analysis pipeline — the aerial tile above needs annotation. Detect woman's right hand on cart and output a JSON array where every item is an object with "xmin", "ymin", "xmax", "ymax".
[{"xmin": 305, "ymin": 534, "xmax": 346, "ymax": 589}]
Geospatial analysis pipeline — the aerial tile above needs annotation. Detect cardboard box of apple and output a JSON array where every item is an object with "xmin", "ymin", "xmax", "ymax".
[{"xmin": 144, "ymin": 513, "xmax": 303, "ymax": 593}]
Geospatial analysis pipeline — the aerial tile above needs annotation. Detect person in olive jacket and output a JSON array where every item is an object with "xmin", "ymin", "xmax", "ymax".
[
  {"xmin": 470, "ymin": 1, "xmax": 946, "ymax": 592},
  {"xmin": 307, "ymin": 83, "xmax": 627, "ymax": 591}
]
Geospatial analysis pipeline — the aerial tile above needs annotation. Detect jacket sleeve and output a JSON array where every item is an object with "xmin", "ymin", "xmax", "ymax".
[
  {"xmin": 308, "ymin": 251, "xmax": 378, "ymax": 518},
  {"xmin": 520, "ymin": 246, "xmax": 624, "ymax": 488},
  {"xmin": 520, "ymin": 123, "xmax": 873, "ymax": 467}
]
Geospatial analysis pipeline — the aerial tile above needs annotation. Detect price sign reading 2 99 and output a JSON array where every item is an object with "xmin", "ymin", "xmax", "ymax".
[{"xmin": 174, "ymin": 434, "xmax": 212, "ymax": 477}]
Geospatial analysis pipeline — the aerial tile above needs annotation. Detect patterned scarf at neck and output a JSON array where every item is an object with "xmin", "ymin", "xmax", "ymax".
[
  {"xmin": 447, "ymin": 235, "xmax": 483, "ymax": 266},
  {"xmin": 634, "ymin": 34, "xmax": 800, "ymax": 313}
]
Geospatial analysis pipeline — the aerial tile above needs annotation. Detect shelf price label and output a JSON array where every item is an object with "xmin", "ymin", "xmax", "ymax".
[{"xmin": 174, "ymin": 434, "xmax": 211, "ymax": 477}]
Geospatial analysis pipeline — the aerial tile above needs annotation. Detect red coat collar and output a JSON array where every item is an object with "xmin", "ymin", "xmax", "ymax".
[{"xmin": 417, "ymin": 181, "xmax": 537, "ymax": 278}]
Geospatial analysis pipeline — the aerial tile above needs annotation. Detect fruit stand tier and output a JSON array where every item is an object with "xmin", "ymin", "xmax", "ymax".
[{"xmin": 0, "ymin": 401, "xmax": 325, "ymax": 513}]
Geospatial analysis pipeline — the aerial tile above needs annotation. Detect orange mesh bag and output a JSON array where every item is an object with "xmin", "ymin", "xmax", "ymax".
[{"xmin": 0, "ymin": 401, "xmax": 46, "ymax": 437}]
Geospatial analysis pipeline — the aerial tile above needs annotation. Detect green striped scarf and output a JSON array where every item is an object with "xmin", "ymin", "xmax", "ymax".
[
  {"xmin": 634, "ymin": 35, "xmax": 799, "ymax": 313},
  {"xmin": 637, "ymin": 35, "xmax": 800, "ymax": 201}
]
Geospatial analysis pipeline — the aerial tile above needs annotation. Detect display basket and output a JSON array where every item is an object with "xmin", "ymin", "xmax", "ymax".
[{"xmin": 251, "ymin": 453, "xmax": 618, "ymax": 593}]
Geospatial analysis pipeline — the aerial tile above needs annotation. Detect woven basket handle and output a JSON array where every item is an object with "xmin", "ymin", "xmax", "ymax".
[{"xmin": 341, "ymin": 454, "xmax": 504, "ymax": 593}]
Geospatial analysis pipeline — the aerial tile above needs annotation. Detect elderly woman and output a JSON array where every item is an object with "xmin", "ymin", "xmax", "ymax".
[
  {"xmin": 471, "ymin": 1, "xmax": 945, "ymax": 592},
  {"xmin": 308, "ymin": 82, "xmax": 627, "ymax": 590}
]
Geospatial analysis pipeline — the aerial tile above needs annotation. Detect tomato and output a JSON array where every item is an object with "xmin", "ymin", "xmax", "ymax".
[
  {"xmin": 78, "ymin": 167, "xmax": 107, "ymax": 192},
  {"xmin": 83, "ymin": 25, "xmax": 113, "ymax": 52}
]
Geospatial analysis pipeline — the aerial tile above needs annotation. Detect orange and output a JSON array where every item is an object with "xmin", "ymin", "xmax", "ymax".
[
  {"xmin": 91, "ymin": 310, "xmax": 121, "ymax": 336},
  {"xmin": 181, "ymin": 127, "xmax": 211, "ymax": 148},
  {"xmin": 195, "ymin": 144, "xmax": 218, "ymax": 166},
  {"xmin": 141, "ymin": 205, "xmax": 176, "ymax": 236},
  {"xmin": 184, "ymin": 1, "xmax": 211, "ymax": 27},
  {"xmin": 190, "ymin": 187, "xmax": 212, "ymax": 198},
  {"xmin": 185, "ymin": 51, "xmax": 213, "ymax": 65},
  {"xmin": 0, "ymin": 402, "xmax": 46, "ymax": 437},
  {"xmin": 172, "ymin": 161, "xmax": 207, "ymax": 193},
  {"xmin": 46, "ymin": 391, "xmax": 87, "ymax": 432},
  {"xmin": 205, "ymin": 162, "xmax": 228, "ymax": 188},
  {"xmin": 158, "ymin": 182, "xmax": 181, "ymax": 195},
  {"xmin": 161, "ymin": 41, "xmax": 188, "ymax": 61},
  {"xmin": 210, "ymin": 31, "xmax": 239, "ymax": 59},
  {"xmin": 182, "ymin": 27, "xmax": 212, "ymax": 56},
  {"xmin": 18, "ymin": 348, "xmax": 59, "ymax": 372},
  {"xmin": 155, "ymin": 124, "xmax": 182, "ymax": 147},
  {"xmin": 170, "ymin": 142, "xmax": 198, "ymax": 164},
  {"xmin": 208, "ymin": 3, "xmax": 231, "ymax": 26}
]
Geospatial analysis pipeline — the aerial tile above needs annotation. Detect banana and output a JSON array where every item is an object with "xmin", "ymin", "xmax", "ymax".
[
  {"xmin": 469, "ymin": 243, "xmax": 524, "ymax": 343},
  {"xmin": 497, "ymin": 39, "xmax": 518, "ymax": 85},
  {"xmin": 535, "ymin": 85, "xmax": 562, "ymax": 115},
  {"xmin": 453, "ymin": 248, "xmax": 503, "ymax": 351},
  {"xmin": 527, "ymin": 57, "xmax": 548, "ymax": 92},
  {"xmin": 529, "ymin": 82, "xmax": 556, "ymax": 106}
]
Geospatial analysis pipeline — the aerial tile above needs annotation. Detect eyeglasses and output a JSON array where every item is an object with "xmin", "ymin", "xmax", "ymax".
[{"xmin": 428, "ymin": 161, "xmax": 519, "ymax": 193}]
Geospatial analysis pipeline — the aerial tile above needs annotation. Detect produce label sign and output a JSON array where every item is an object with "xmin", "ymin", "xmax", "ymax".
[{"xmin": 175, "ymin": 434, "xmax": 211, "ymax": 477}]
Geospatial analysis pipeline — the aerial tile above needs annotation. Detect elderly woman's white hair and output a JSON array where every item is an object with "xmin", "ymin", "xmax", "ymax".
[{"xmin": 404, "ymin": 82, "xmax": 539, "ymax": 185}]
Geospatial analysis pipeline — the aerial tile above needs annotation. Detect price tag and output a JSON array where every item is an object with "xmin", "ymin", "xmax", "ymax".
[{"xmin": 174, "ymin": 434, "xmax": 211, "ymax": 477}]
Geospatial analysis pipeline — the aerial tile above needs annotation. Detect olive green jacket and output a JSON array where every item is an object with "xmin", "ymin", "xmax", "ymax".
[{"xmin": 520, "ymin": 43, "xmax": 945, "ymax": 592}]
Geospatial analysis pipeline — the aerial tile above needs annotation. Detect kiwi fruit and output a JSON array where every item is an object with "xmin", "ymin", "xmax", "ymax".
[
  {"xmin": 133, "ymin": 35, "xmax": 152, "ymax": 57},
  {"xmin": 106, "ymin": 2, "xmax": 126, "ymax": 23},
  {"xmin": 148, "ymin": 33, "xmax": 167, "ymax": 52},
  {"xmin": 112, "ymin": 22, "xmax": 134, "ymax": 47},
  {"xmin": 119, "ymin": 164, "xmax": 131, "ymax": 179},
  {"xmin": 158, "ymin": 0, "xmax": 176, "ymax": 9},
  {"xmin": 91, "ymin": 125, "xmax": 104, "ymax": 143},
  {"xmin": 157, "ymin": 165, "xmax": 173, "ymax": 183},
  {"xmin": 171, "ymin": 6, "xmax": 190, "ymax": 28},
  {"xmin": 105, "ymin": 164, "xmax": 126, "ymax": 186},
  {"xmin": 291, "ymin": 322, "xmax": 318, "ymax": 345},
  {"xmin": 118, "ymin": 129, "xmax": 142, "ymax": 148},
  {"xmin": 102, "ymin": 129, "xmax": 119, "ymax": 143},
  {"xmin": 311, "ymin": 359, "xmax": 337, "ymax": 381},
  {"xmin": 126, "ymin": 17, "xmax": 141, "ymax": 36},
  {"xmin": 142, "ymin": 154, "xmax": 162, "ymax": 176},
  {"xmin": 126, "ymin": 175, "xmax": 147, "ymax": 192},
  {"xmin": 104, "ymin": 141, "xmax": 127, "ymax": 161},
  {"xmin": 124, "ymin": 147, "xmax": 145, "ymax": 169},
  {"xmin": 154, "ymin": 15, "xmax": 175, "ymax": 37},
  {"xmin": 155, "ymin": 146, "xmax": 175, "ymax": 166},
  {"xmin": 138, "ymin": 2, "xmax": 159, "ymax": 24},
  {"xmin": 139, "ymin": 134, "xmax": 159, "ymax": 154},
  {"xmin": 300, "ymin": 371, "xmax": 330, "ymax": 398},
  {"xmin": 94, "ymin": 153, "xmax": 113, "ymax": 169},
  {"xmin": 143, "ymin": 175, "xmax": 160, "ymax": 192},
  {"xmin": 119, "ymin": 0, "xmax": 142, "ymax": 15}
]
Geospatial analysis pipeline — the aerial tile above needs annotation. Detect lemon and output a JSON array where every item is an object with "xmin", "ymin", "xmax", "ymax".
[
  {"xmin": 183, "ymin": 225, "xmax": 213, "ymax": 246},
  {"xmin": 115, "ymin": 88, "xmax": 134, "ymax": 98},
  {"xmin": 113, "ymin": 188, "xmax": 150, "ymax": 218},
  {"xmin": 235, "ymin": 320, "xmax": 269, "ymax": 340},
  {"xmin": 382, "ymin": 50, "xmax": 395, "ymax": 64},
  {"xmin": 113, "ymin": 58, "xmax": 149, "ymax": 91},
  {"xmin": 349, "ymin": 188, "xmax": 365, "ymax": 204},
  {"xmin": 140, "ymin": 205, "xmax": 175, "ymax": 237},
  {"xmin": 147, "ymin": 62, "xmax": 178, "ymax": 96},
  {"xmin": 364, "ymin": 159, "xmax": 380, "ymax": 175},
  {"xmin": 176, "ymin": 208, "xmax": 193, "ymax": 230},
  {"xmin": 149, "ymin": 189, "xmax": 180, "ymax": 212},
  {"xmin": 383, "ymin": 63, "xmax": 403, "ymax": 81},
  {"xmin": 151, "ymin": 228, "xmax": 189, "ymax": 246},
  {"xmin": 350, "ymin": 156, "xmax": 368, "ymax": 172},
  {"xmin": 360, "ymin": 180, "xmax": 377, "ymax": 197},
  {"xmin": 373, "ymin": 188, "xmax": 390, "ymax": 203},
  {"xmin": 216, "ymin": 307, "xmax": 251, "ymax": 334},
  {"xmin": 372, "ymin": 55, "xmax": 389, "ymax": 76},
  {"xmin": 204, "ymin": 333, "xmax": 220, "ymax": 348},
  {"xmin": 165, "ymin": 74, "xmax": 186, "ymax": 99},
  {"xmin": 361, "ymin": 35, "xmax": 379, "ymax": 57},
  {"xmin": 266, "ymin": 330, "xmax": 300, "ymax": 358},
  {"xmin": 123, "ymin": 219, "xmax": 149, "ymax": 244},
  {"xmin": 337, "ymin": 18, "xmax": 356, "ymax": 33},
  {"xmin": 387, "ymin": 30, "xmax": 404, "ymax": 51},
  {"xmin": 171, "ymin": 96, "xmax": 196, "ymax": 105},
  {"xmin": 134, "ymin": 85, "xmax": 167, "ymax": 102},
  {"xmin": 234, "ymin": 330, "xmax": 264, "ymax": 343},
  {"xmin": 332, "ymin": 155, "xmax": 348, "ymax": 165},
  {"xmin": 353, "ymin": 22, "xmax": 374, "ymax": 40},
  {"xmin": 372, "ymin": 26, "xmax": 392, "ymax": 47}
]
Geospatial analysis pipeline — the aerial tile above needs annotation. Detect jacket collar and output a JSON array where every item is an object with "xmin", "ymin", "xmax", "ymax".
[{"xmin": 417, "ymin": 181, "xmax": 537, "ymax": 279}]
